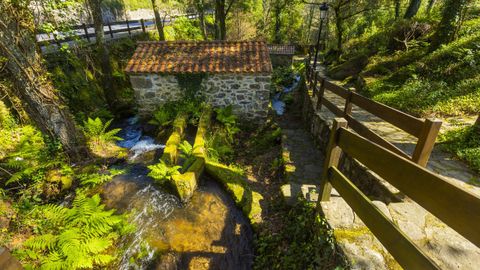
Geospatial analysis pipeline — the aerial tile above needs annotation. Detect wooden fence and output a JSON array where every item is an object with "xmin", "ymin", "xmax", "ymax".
[
  {"xmin": 305, "ymin": 64, "xmax": 442, "ymax": 167},
  {"xmin": 319, "ymin": 118, "xmax": 480, "ymax": 269},
  {"xmin": 36, "ymin": 12, "xmax": 201, "ymax": 46}
]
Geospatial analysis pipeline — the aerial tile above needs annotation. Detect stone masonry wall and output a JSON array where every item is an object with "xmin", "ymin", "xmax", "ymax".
[
  {"xmin": 298, "ymin": 81, "xmax": 399, "ymax": 202},
  {"xmin": 130, "ymin": 73, "xmax": 271, "ymax": 120}
]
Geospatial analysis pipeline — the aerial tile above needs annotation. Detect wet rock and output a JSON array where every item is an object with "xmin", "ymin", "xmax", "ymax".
[{"xmin": 102, "ymin": 179, "xmax": 141, "ymax": 211}]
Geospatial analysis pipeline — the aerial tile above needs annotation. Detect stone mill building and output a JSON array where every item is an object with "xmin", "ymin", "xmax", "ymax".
[{"xmin": 125, "ymin": 40, "xmax": 273, "ymax": 120}]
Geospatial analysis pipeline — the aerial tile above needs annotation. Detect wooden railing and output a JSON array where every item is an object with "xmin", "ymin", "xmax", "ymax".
[
  {"xmin": 305, "ymin": 64, "xmax": 442, "ymax": 167},
  {"xmin": 319, "ymin": 118, "xmax": 480, "ymax": 269},
  {"xmin": 36, "ymin": 12, "xmax": 203, "ymax": 46}
]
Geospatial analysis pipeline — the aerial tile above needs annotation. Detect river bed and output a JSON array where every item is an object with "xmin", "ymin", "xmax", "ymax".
[{"xmin": 102, "ymin": 117, "xmax": 253, "ymax": 270}]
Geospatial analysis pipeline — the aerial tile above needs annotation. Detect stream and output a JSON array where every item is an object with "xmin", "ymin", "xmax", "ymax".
[{"xmin": 102, "ymin": 117, "xmax": 253, "ymax": 270}]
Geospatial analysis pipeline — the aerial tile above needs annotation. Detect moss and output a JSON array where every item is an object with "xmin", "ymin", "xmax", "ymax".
[
  {"xmin": 205, "ymin": 160, "xmax": 263, "ymax": 226},
  {"xmin": 175, "ymin": 73, "xmax": 207, "ymax": 100},
  {"xmin": 171, "ymin": 172, "xmax": 198, "ymax": 203},
  {"xmin": 161, "ymin": 112, "xmax": 188, "ymax": 164},
  {"xmin": 333, "ymin": 227, "xmax": 372, "ymax": 243},
  {"xmin": 192, "ymin": 108, "xmax": 212, "ymax": 158}
]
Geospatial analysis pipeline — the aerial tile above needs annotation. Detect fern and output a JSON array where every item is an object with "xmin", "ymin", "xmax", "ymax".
[
  {"xmin": 16, "ymin": 194, "xmax": 134, "ymax": 269},
  {"xmin": 147, "ymin": 160, "xmax": 181, "ymax": 185},
  {"xmin": 83, "ymin": 117, "xmax": 122, "ymax": 143},
  {"xmin": 77, "ymin": 168, "xmax": 124, "ymax": 187}
]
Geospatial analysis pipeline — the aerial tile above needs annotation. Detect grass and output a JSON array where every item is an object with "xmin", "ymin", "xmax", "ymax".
[{"xmin": 439, "ymin": 125, "xmax": 480, "ymax": 173}]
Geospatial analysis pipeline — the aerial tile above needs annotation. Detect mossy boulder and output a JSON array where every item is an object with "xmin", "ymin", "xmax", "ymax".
[
  {"xmin": 205, "ymin": 160, "xmax": 263, "ymax": 226},
  {"xmin": 328, "ymin": 54, "xmax": 369, "ymax": 80}
]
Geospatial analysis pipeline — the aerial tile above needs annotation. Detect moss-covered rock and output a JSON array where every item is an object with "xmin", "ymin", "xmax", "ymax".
[
  {"xmin": 205, "ymin": 160, "xmax": 263, "ymax": 226},
  {"xmin": 171, "ymin": 172, "xmax": 198, "ymax": 202},
  {"xmin": 161, "ymin": 112, "xmax": 188, "ymax": 164},
  {"xmin": 162, "ymin": 109, "xmax": 211, "ymax": 202}
]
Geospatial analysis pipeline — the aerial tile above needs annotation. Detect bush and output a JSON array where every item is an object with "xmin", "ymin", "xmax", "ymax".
[
  {"xmin": 440, "ymin": 125, "xmax": 480, "ymax": 174},
  {"xmin": 254, "ymin": 200, "xmax": 345, "ymax": 269}
]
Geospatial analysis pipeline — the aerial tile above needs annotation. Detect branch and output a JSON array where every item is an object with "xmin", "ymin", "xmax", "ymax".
[{"xmin": 225, "ymin": 0, "xmax": 236, "ymax": 16}]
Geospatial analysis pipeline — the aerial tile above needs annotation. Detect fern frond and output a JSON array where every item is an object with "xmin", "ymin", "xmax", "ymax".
[{"xmin": 24, "ymin": 234, "xmax": 57, "ymax": 251}]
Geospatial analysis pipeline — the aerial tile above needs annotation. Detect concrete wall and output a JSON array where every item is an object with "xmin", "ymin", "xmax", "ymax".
[{"xmin": 130, "ymin": 73, "xmax": 271, "ymax": 120}]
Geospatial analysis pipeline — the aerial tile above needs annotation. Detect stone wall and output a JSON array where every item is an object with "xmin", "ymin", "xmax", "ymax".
[
  {"xmin": 130, "ymin": 73, "xmax": 271, "ymax": 120},
  {"xmin": 298, "ymin": 81, "xmax": 399, "ymax": 202}
]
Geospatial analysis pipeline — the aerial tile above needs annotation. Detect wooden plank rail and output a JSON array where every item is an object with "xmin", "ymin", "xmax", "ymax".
[
  {"xmin": 319, "ymin": 118, "xmax": 480, "ymax": 269},
  {"xmin": 304, "ymin": 61, "xmax": 442, "ymax": 167},
  {"xmin": 36, "ymin": 13, "xmax": 199, "ymax": 45}
]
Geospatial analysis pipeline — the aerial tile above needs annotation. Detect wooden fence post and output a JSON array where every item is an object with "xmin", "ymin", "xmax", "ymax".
[
  {"xmin": 315, "ymin": 78, "xmax": 326, "ymax": 111},
  {"xmin": 126, "ymin": 20, "xmax": 131, "ymax": 36},
  {"xmin": 312, "ymin": 71, "xmax": 319, "ymax": 96},
  {"xmin": 108, "ymin": 23, "xmax": 114, "ymax": 38},
  {"xmin": 318, "ymin": 118, "xmax": 348, "ymax": 202},
  {"xmin": 52, "ymin": 33, "xmax": 61, "ymax": 47},
  {"xmin": 343, "ymin": 91, "xmax": 353, "ymax": 116},
  {"xmin": 141, "ymin": 19, "xmax": 146, "ymax": 33},
  {"xmin": 82, "ymin": 23, "xmax": 90, "ymax": 42},
  {"xmin": 412, "ymin": 119, "xmax": 442, "ymax": 167}
]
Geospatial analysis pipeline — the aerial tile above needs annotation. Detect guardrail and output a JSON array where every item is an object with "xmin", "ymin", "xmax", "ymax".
[
  {"xmin": 305, "ymin": 64, "xmax": 442, "ymax": 167},
  {"xmin": 319, "ymin": 118, "xmax": 480, "ymax": 269},
  {"xmin": 36, "ymin": 12, "xmax": 202, "ymax": 46}
]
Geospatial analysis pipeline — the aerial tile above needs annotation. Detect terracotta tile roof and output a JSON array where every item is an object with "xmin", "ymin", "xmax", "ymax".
[
  {"xmin": 125, "ymin": 40, "xmax": 272, "ymax": 74},
  {"xmin": 267, "ymin": 44, "xmax": 296, "ymax": 55}
]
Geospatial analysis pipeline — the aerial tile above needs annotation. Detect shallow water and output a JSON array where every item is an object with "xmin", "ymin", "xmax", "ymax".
[{"xmin": 104, "ymin": 118, "xmax": 253, "ymax": 270}]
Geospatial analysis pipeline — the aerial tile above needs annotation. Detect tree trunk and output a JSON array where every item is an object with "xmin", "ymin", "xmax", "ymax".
[
  {"xmin": 394, "ymin": 0, "xmax": 401, "ymax": 19},
  {"xmin": 430, "ymin": 0, "xmax": 469, "ymax": 50},
  {"xmin": 0, "ymin": 7, "xmax": 86, "ymax": 160},
  {"xmin": 86, "ymin": 0, "xmax": 117, "ymax": 111},
  {"xmin": 404, "ymin": 0, "xmax": 422, "ymax": 19},
  {"xmin": 197, "ymin": 0, "xmax": 208, "ymax": 40},
  {"xmin": 475, "ymin": 115, "xmax": 480, "ymax": 130},
  {"xmin": 426, "ymin": 0, "xmax": 436, "ymax": 15},
  {"xmin": 215, "ymin": 0, "xmax": 227, "ymax": 40},
  {"xmin": 273, "ymin": 2, "xmax": 282, "ymax": 43},
  {"xmin": 334, "ymin": 6, "xmax": 343, "ymax": 53},
  {"xmin": 151, "ymin": 0, "xmax": 166, "ymax": 40}
]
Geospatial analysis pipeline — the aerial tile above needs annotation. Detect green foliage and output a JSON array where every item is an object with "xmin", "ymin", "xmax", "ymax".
[
  {"xmin": 254, "ymin": 200, "xmax": 346, "ymax": 270},
  {"xmin": 170, "ymin": 17, "xmax": 204, "ymax": 40},
  {"xmin": 272, "ymin": 66, "xmax": 295, "ymax": 88},
  {"xmin": 150, "ymin": 100, "xmax": 204, "ymax": 127},
  {"xmin": 178, "ymin": 140, "xmax": 195, "ymax": 171},
  {"xmin": 175, "ymin": 73, "xmax": 207, "ymax": 101},
  {"xmin": 440, "ymin": 125, "xmax": 480, "ymax": 173},
  {"xmin": 214, "ymin": 105, "xmax": 240, "ymax": 141},
  {"xmin": 78, "ymin": 168, "xmax": 125, "ymax": 188},
  {"xmin": 147, "ymin": 160, "xmax": 181, "ymax": 185},
  {"xmin": 149, "ymin": 107, "xmax": 176, "ymax": 127},
  {"xmin": 15, "ymin": 194, "xmax": 134, "ymax": 269},
  {"xmin": 83, "ymin": 118, "xmax": 122, "ymax": 143}
]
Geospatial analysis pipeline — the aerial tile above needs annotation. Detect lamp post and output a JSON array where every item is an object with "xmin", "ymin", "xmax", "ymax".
[{"xmin": 312, "ymin": 2, "xmax": 328, "ymax": 71}]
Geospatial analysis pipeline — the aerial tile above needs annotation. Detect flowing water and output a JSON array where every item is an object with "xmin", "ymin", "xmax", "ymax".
[{"xmin": 102, "ymin": 117, "xmax": 253, "ymax": 270}]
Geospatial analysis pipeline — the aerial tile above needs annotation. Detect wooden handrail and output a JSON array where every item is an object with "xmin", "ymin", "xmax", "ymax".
[
  {"xmin": 305, "ymin": 64, "xmax": 441, "ymax": 167},
  {"xmin": 319, "ymin": 118, "xmax": 480, "ymax": 269},
  {"xmin": 328, "ymin": 167, "xmax": 439, "ymax": 270},
  {"xmin": 336, "ymin": 123, "xmax": 480, "ymax": 247}
]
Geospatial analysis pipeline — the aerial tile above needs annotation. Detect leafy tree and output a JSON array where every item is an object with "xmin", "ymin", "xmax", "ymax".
[{"xmin": 0, "ymin": 0, "xmax": 86, "ymax": 160}]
